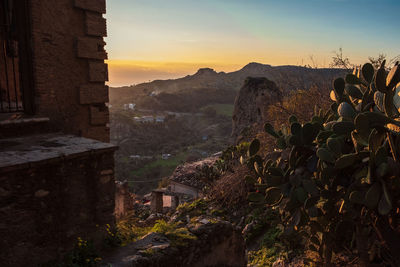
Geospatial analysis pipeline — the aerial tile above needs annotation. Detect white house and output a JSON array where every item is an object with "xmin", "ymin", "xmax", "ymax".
[
  {"xmin": 134, "ymin": 116, "xmax": 155, "ymax": 123},
  {"xmin": 162, "ymin": 153, "xmax": 172, "ymax": 160},
  {"xmin": 166, "ymin": 157, "xmax": 219, "ymax": 200},
  {"xmin": 142, "ymin": 116, "xmax": 154, "ymax": 123},
  {"xmin": 155, "ymin": 116, "xmax": 165, "ymax": 123},
  {"xmin": 123, "ymin": 103, "xmax": 136, "ymax": 110},
  {"xmin": 168, "ymin": 181, "xmax": 200, "ymax": 199}
]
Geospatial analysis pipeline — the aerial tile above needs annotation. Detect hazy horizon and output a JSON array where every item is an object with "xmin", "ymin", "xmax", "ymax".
[
  {"xmin": 105, "ymin": 0, "xmax": 400, "ymax": 87},
  {"xmin": 107, "ymin": 60, "xmax": 243, "ymax": 87},
  {"xmin": 107, "ymin": 60, "xmax": 350, "ymax": 87}
]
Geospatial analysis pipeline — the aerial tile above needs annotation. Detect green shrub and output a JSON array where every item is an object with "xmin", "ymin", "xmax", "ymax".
[
  {"xmin": 176, "ymin": 198, "xmax": 209, "ymax": 217},
  {"xmin": 54, "ymin": 237, "xmax": 101, "ymax": 267},
  {"xmin": 111, "ymin": 220, "xmax": 152, "ymax": 247},
  {"xmin": 246, "ymin": 61, "xmax": 400, "ymax": 265},
  {"xmin": 248, "ymin": 246, "xmax": 280, "ymax": 267},
  {"xmin": 151, "ymin": 220, "xmax": 197, "ymax": 246}
]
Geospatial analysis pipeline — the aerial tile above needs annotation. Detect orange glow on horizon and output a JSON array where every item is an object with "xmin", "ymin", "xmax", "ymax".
[{"xmin": 107, "ymin": 59, "xmax": 246, "ymax": 87}]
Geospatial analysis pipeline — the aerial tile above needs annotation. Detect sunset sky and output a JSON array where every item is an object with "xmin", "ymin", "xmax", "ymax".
[{"xmin": 105, "ymin": 0, "xmax": 400, "ymax": 87}]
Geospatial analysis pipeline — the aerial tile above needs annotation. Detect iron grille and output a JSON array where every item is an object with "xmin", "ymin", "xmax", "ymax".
[{"xmin": 0, "ymin": 0, "xmax": 23, "ymax": 113}]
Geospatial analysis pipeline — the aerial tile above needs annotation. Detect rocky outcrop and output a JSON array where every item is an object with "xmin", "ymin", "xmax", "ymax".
[
  {"xmin": 231, "ymin": 77, "xmax": 282, "ymax": 143},
  {"xmin": 194, "ymin": 68, "xmax": 218, "ymax": 76},
  {"xmin": 101, "ymin": 216, "xmax": 246, "ymax": 267}
]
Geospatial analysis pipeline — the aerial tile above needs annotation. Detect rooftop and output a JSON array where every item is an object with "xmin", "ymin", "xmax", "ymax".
[{"xmin": 169, "ymin": 156, "xmax": 218, "ymax": 189}]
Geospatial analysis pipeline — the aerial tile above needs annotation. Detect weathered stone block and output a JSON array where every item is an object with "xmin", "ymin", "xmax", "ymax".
[
  {"xmin": 0, "ymin": 137, "xmax": 116, "ymax": 266},
  {"xmin": 86, "ymin": 126, "xmax": 110, "ymax": 143},
  {"xmin": 90, "ymin": 105, "xmax": 109, "ymax": 125},
  {"xmin": 80, "ymin": 84, "xmax": 109, "ymax": 104},
  {"xmin": 171, "ymin": 195, "xmax": 179, "ymax": 210},
  {"xmin": 89, "ymin": 62, "xmax": 108, "ymax": 82},
  {"xmin": 86, "ymin": 12, "xmax": 107, "ymax": 37},
  {"xmin": 77, "ymin": 37, "xmax": 107, "ymax": 60},
  {"xmin": 74, "ymin": 0, "xmax": 106, "ymax": 14}
]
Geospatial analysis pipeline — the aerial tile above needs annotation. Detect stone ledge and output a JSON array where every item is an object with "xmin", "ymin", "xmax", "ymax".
[
  {"xmin": 86, "ymin": 12, "xmax": 107, "ymax": 37},
  {"xmin": 80, "ymin": 84, "xmax": 109, "ymax": 104},
  {"xmin": 90, "ymin": 105, "xmax": 109, "ymax": 125},
  {"xmin": 74, "ymin": 0, "xmax": 106, "ymax": 14},
  {"xmin": 0, "ymin": 117, "xmax": 49, "ymax": 126},
  {"xmin": 77, "ymin": 37, "xmax": 107, "ymax": 60},
  {"xmin": 89, "ymin": 61, "xmax": 108, "ymax": 82},
  {"xmin": 85, "ymin": 125, "xmax": 110, "ymax": 142},
  {"xmin": 0, "ymin": 134, "xmax": 117, "ymax": 173}
]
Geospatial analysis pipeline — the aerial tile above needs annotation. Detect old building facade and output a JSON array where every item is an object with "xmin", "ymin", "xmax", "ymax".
[{"xmin": 0, "ymin": 0, "xmax": 115, "ymax": 266}]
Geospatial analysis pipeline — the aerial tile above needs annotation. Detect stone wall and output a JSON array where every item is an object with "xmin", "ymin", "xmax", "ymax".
[
  {"xmin": 0, "ymin": 2, "xmax": 116, "ymax": 266},
  {"xmin": 115, "ymin": 181, "xmax": 135, "ymax": 219},
  {"xmin": 29, "ymin": 0, "xmax": 109, "ymax": 142},
  {"xmin": 0, "ymin": 135, "xmax": 117, "ymax": 266},
  {"xmin": 102, "ymin": 216, "xmax": 247, "ymax": 267}
]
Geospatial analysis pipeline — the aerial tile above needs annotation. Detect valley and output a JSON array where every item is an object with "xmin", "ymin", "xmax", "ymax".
[
  {"xmin": 110, "ymin": 105, "xmax": 232, "ymax": 194},
  {"xmin": 109, "ymin": 63, "xmax": 346, "ymax": 195}
]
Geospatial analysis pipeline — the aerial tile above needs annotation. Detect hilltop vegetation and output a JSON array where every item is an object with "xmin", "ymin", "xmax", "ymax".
[{"xmin": 109, "ymin": 63, "xmax": 346, "ymax": 113}]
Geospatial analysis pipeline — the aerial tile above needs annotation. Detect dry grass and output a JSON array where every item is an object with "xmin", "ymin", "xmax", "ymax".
[
  {"xmin": 255, "ymin": 86, "xmax": 331, "ymax": 156},
  {"xmin": 208, "ymin": 165, "xmax": 251, "ymax": 208},
  {"xmin": 266, "ymin": 86, "xmax": 331, "ymax": 129}
]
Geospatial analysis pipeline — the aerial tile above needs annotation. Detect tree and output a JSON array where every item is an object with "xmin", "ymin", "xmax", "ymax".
[
  {"xmin": 368, "ymin": 53, "xmax": 387, "ymax": 69},
  {"xmin": 330, "ymin": 47, "xmax": 352, "ymax": 70},
  {"xmin": 330, "ymin": 47, "xmax": 399, "ymax": 70}
]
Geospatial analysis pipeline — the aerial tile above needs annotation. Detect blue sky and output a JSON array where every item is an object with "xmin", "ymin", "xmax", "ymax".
[{"xmin": 105, "ymin": 0, "xmax": 400, "ymax": 86}]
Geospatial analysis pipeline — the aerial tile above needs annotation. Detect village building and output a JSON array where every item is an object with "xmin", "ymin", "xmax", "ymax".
[
  {"xmin": 161, "ymin": 153, "xmax": 172, "ymax": 160},
  {"xmin": 141, "ymin": 115, "xmax": 155, "ymax": 123},
  {"xmin": 134, "ymin": 115, "xmax": 155, "ymax": 123},
  {"xmin": 139, "ymin": 158, "xmax": 218, "ymax": 213},
  {"xmin": 155, "ymin": 115, "xmax": 165, "ymax": 123},
  {"xmin": 0, "ymin": 1, "xmax": 116, "ymax": 266},
  {"xmin": 166, "ymin": 157, "xmax": 218, "ymax": 200},
  {"xmin": 168, "ymin": 180, "xmax": 201, "ymax": 199},
  {"xmin": 123, "ymin": 103, "xmax": 136, "ymax": 110},
  {"xmin": 134, "ymin": 115, "xmax": 165, "ymax": 123}
]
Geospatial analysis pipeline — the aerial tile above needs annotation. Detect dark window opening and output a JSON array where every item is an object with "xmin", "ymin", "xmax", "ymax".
[{"xmin": 0, "ymin": 0, "xmax": 34, "ymax": 114}]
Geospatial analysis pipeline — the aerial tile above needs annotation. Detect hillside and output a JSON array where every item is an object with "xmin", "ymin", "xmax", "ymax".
[
  {"xmin": 109, "ymin": 62, "xmax": 346, "ymax": 112},
  {"xmin": 109, "ymin": 63, "xmax": 347, "ymax": 194}
]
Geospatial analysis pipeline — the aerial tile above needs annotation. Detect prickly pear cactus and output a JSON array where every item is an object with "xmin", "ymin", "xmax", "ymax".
[{"xmin": 245, "ymin": 61, "xmax": 400, "ymax": 265}]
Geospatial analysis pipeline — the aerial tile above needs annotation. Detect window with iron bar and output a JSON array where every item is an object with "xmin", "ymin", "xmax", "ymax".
[{"xmin": 0, "ymin": 0, "xmax": 34, "ymax": 114}]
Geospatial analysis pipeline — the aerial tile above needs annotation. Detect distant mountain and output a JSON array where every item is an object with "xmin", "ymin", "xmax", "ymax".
[{"xmin": 109, "ymin": 63, "xmax": 347, "ymax": 112}]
